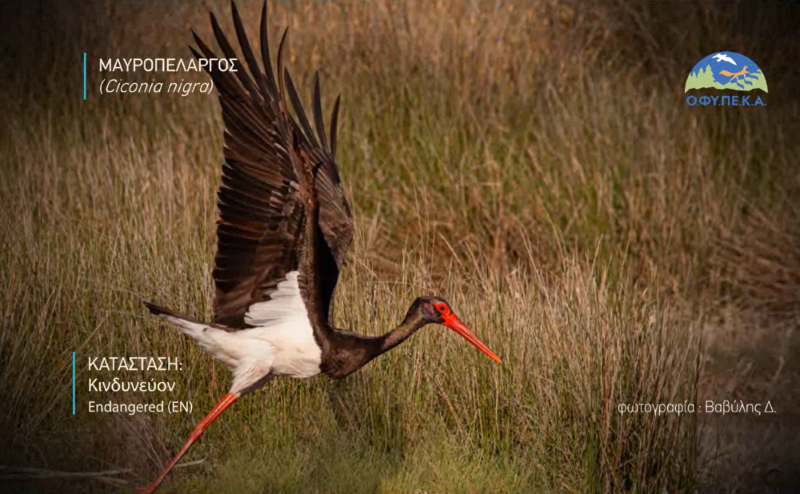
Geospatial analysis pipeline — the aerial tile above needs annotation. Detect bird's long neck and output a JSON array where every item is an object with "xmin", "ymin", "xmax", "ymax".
[
  {"xmin": 375, "ymin": 310, "xmax": 427, "ymax": 356},
  {"xmin": 323, "ymin": 306, "xmax": 428, "ymax": 379}
]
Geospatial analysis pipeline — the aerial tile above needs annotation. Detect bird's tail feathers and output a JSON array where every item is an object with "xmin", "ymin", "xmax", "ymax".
[
  {"xmin": 143, "ymin": 301, "xmax": 209, "ymax": 338},
  {"xmin": 143, "ymin": 301, "xmax": 181, "ymax": 318},
  {"xmin": 143, "ymin": 302, "xmax": 247, "ymax": 372}
]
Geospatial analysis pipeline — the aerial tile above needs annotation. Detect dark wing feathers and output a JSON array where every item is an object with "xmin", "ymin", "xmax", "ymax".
[
  {"xmin": 329, "ymin": 94, "xmax": 341, "ymax": 161},
  {"xmin": 284, "ymin": 71, "xmax": 318, "ymax": 148},
  {"xmin": 258, "ymin": 1, "xmax": 279, "ymax": 95},
  {"xmin": 312, "ymin": 73, "xmax": 328, "ymax": 152},
  {"xmin": 316, "ymin": 170, "xmax": 353, "ymax": 269},
  {"xmin": 192, "ymin": 1, "xmax": 352, "ymax": 328},
  {"xmin": 230, "ymin": 2, "xmax": 269, "ymax": 98},
  {"xmin": 276, "ymin": 27, "xmax": 290, "ymax": 113},
  {"xmin": 209, "ymin": 16, "xmax": 248, "ymax": 93},
  {"xmin": 283, "ymin": 70, "xmax": 352, "ymax": 271},
  {"xmin": 283, "ymin": 66, "xmax": 355, "ymax": 312}
]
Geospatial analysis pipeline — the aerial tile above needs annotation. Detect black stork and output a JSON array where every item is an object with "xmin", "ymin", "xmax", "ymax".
[{"xmin": 138, "ymin": 3, "xmax": 501, "ymax": 493}]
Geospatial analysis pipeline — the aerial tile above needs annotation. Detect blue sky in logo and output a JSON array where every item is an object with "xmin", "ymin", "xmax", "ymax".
[{"xmin": 685, "ymin": 52, "xmax": 768, "ymax": 92}]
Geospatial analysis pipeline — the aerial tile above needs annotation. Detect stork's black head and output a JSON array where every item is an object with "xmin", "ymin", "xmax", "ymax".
[
  {"xmin": 412, "ymin": 296, "xmax": 453, "ymax": 324},
  {"xmin": 409, "ymin": 296, "xmax": 501, "ymax": 363}
]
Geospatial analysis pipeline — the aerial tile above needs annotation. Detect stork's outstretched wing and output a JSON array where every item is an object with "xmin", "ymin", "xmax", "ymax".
[
  {"xmin": 284, "ymin": 69, "xmax": 353, "ymax": 319},
  {"xmin": 192, "ymin": 1, "xmax": 352, "ymax": 328}
]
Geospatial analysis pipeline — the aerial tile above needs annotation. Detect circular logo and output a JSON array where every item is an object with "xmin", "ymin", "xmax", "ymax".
[{"xmin": 685, "ymin": 52, "xmax": 767, "ymax": 93}]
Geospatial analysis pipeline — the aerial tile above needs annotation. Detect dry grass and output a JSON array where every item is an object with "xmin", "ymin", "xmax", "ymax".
[{"xmin": 1, "ymin": 1, "xmax": 798, "ymax": 493}]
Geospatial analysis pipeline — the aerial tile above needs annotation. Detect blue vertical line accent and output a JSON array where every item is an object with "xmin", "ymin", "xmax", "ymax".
[
  {"xmin": 72, "ymin": 351, "xmax": 76, "ymax": 415},
  {"xmin": 83, "ymin": 53, "xmax": 87, "ymax": 101}
]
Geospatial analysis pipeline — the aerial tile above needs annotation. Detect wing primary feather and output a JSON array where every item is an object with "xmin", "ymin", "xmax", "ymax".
[
  {"xmin": 191, "ymin": 32, "xmax": 239, "ymax": 96},
  {"xmin": 192, "ymin": 30, "xmax": 218, "ymax": 60},
  {"xmin": 210, "ymin": 10, "xmax": 255, "ymax": 94},
  {"xmin": 285, "ymin": 71, "xmax": 318, "ymax": 147},
  {"xmin": 231, "ymin": 1, "xmax": 268, "ymax": 96},
  {"xmin": 312, "ymin": 72, "xmax": 328, "ymax": 152},
  {"xmin": 188, "ymin": 45, "xmax": 204, "ymax": 62},
  {"xmin": 276, "ymin": 27, "xmax": 289, "ymax": 113},
  {"xmin": 259, "ymin": 0, "xmax": 278, "ymax": 94},
  {"xmin": 330, "ymin": 94, "xmax": 341, "ymax": 160}
]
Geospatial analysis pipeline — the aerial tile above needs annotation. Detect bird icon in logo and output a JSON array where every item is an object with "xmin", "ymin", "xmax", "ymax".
[{"xmin": 712, "ymin": 53, "xmax": 736, "ymax": 65}]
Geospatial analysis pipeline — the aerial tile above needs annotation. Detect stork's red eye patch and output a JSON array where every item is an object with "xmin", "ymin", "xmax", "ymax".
[{"xmin": 436, "ymin": 303, "xmax": 450, "ymax": 315}]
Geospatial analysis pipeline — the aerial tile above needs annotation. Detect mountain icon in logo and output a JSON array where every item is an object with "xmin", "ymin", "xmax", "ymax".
[{"xmin": 685, "ymin": 52, "xmax": 768, "ymax": 93}]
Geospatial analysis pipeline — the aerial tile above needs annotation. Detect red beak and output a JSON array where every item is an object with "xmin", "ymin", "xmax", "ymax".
[{"xmin": 442, "ymin": 313, "xmax": 502, "ymax": 363}]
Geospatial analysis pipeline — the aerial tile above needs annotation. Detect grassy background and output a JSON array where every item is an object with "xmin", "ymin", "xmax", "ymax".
[{"xmin": 1, "ymin": 1, "xmax": 798, "ymax": 493}]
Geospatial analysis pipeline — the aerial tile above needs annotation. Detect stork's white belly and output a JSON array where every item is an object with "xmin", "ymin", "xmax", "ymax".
[
  {"xmin": 243, "ymin": 271, "xmax": 322, "ymax": 379},
  {"xmin": 247, "ymin": 322, "xmax": 321, "ymax": 378},
  {"xmin": 162, "ymin": 271, "xmax": 321, "ymax": 394}
]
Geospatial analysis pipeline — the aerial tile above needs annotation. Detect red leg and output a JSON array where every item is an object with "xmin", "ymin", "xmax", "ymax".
[{"xmin": 137, "ymin": 393, "xmax": 238, "ymax": 494}]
